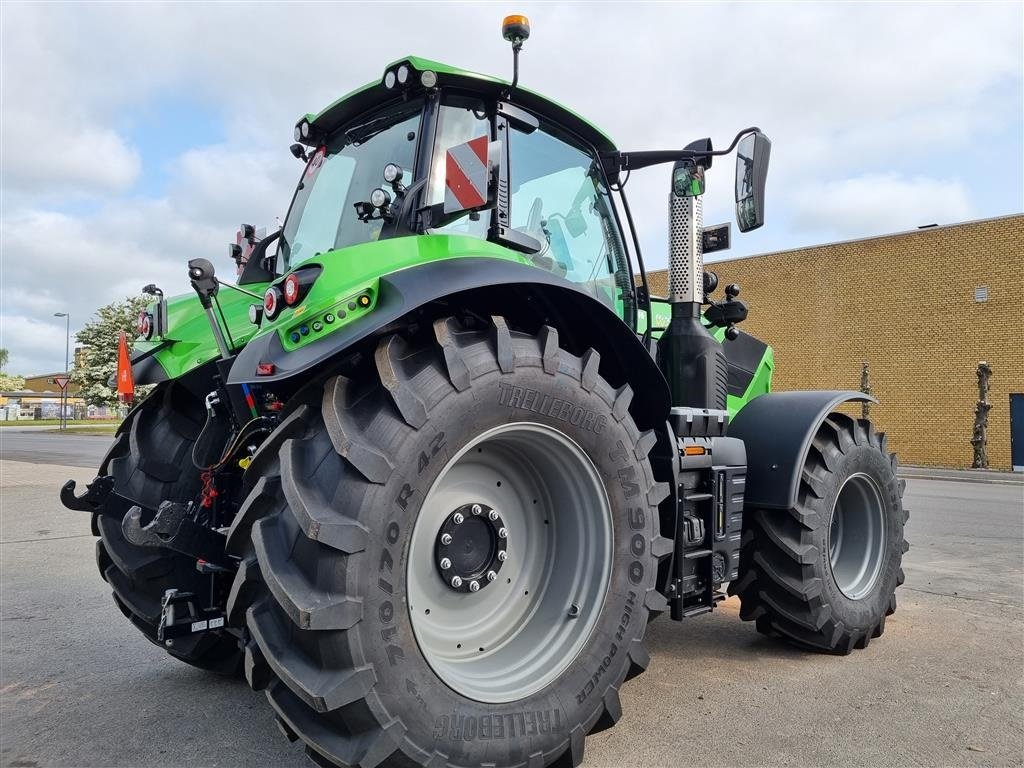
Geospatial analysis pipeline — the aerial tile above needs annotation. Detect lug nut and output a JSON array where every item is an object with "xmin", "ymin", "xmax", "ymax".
[
  {"xmin": 441, "ymin": 533, "xmax": 452, "ymax": 545},
  {"xmin": 440, "ymin": 557, "xmax": 452, "ymax": 570},
  {"xmin": 488, "ymin": 510, "xmax": 499, "ymax": 521},
  {"xmin": 469, "ymin": 580, "xmax": 480, "ymax": 592},
  {"xmin": 498, "ymin": 527, "xmax": 508, "ymax": 539},
  {"xmin": 472, "ymin": 504, "xmax": 482, "ymax": 515},
  {"xmin": 487, "ymin": 570, "xmax": 497, "ymax": 582},
  {"xmin": 453, "ymin": 512, "xmax": 465, "ymax": 525},
  {"xmin": 498, "ymin": 551, "xmax": 508, "ymax": 562},
  {"xmin": 451, "ymin": 576, "xmax": 463, "ymax": 588}
]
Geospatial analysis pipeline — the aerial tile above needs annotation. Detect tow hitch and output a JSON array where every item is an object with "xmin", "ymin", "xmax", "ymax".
[
  {"xmin": 121, "ymin": 500, "xmax": 236, "ymax": 571},
  {"xmin": 62, "ymin": 474, "xmax": 236, "ymax": 571},
  {"xmin": 60, "ymin": 475, "xmax": 138, "ymax": 519}
]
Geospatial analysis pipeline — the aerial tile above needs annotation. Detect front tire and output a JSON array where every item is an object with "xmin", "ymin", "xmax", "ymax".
[
  {"xmin": 728, "ymin": 413, "xmax": 908, "ymax": 652},
  {"xmin": 227, "ymin": 316, "xmax": 670, "ymax": 767}
]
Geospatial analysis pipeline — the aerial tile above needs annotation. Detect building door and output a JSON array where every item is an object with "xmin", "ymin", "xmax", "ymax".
[{"xmin": 1011, "ymin": 394, "xmax": 1024, "ymax": 472}]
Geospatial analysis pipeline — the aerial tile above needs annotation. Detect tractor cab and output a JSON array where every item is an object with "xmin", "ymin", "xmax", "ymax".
[{"xmin": 270, "ymin": 55, "xmax": 635, "ymax": 321}]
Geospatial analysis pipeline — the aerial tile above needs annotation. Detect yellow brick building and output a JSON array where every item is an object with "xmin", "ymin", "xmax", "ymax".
[{"xmin": 646, "ymin": 214, "xmax": 1024, "ymax": 471}]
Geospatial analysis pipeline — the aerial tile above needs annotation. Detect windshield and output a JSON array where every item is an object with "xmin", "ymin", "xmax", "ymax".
[{"xmin": 280, "ymin": 101, "xmax": 422, "ymax": 267}]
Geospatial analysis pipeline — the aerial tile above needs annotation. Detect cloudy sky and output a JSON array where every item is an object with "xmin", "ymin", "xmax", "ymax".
[{"xmin": 1, "ymin": 1, "xmax": 1021, "ymax": 375}]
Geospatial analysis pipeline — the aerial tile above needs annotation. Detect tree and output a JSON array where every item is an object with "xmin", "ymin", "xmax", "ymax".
[
  {"xmin": 0, "ymin": 347, "xmax": 25, "ymax": 391},
  {"xmin": 73, "ymin": 297, "xmax": 151, "ymax": 406},
  {"xmin": 0, "ymin": 373, "xmax": 25, "ymax": 392}
]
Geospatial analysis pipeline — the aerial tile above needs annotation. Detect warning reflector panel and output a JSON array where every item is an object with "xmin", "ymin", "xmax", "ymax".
[{"xmin": 444, "ymin": 135, "xmax": 491, "ymax": 214}]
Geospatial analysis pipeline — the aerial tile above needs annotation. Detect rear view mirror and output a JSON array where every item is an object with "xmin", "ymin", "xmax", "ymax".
[
  {"xmin": 672, "ymin": 163, "xmax": 705, "ymax": 198},
  {"xmin": 735, "ymin": 132, "xmax": 771, "ymax": 232}
]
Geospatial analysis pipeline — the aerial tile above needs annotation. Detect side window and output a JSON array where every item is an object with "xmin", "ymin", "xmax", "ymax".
[
  {"xmin": 426, "ymin": 97, "xmax": 491, "ymax": 240},
  {"xmin": 287, "ymin": 151, "xmax": 356, "ymax": 262},
  {"xmin": 509, "ymin": 125, "xmax": 630, "ymax": 312}
]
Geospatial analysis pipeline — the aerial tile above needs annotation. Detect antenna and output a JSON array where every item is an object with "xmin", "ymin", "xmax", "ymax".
[{"xmin": 502, "ymin": 14, "xmax": 530, "ymax": 95}]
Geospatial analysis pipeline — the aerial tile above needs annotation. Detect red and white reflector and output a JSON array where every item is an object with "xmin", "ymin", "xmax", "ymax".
[
  {"xmin": 444, "ymin": 135, "xmax": 491, "ymax": 214},
  {"xmin": 283, "ymin": 273, "xmax": 301, "ymax": 305},
  {"xmin": 137, "ymin": 311, "xmax": 153, "ymax": 339}
]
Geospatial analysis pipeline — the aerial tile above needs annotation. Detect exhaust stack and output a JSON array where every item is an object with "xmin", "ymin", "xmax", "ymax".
[{"xmin": 657, "ymin": 160, "xmax": 728, "ymax": 411}]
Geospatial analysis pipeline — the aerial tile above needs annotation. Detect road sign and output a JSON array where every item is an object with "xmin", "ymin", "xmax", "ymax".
[{"xmin": 53, "ymin": 375, "xmax": 70, "ymax": 391}]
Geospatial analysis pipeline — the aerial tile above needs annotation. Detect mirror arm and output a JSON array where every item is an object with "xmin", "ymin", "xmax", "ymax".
[{"xmin": 605, "ymin": 127, "xmax": 763, "ymax": 175}]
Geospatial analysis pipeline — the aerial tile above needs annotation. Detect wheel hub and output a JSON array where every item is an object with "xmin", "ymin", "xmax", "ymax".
[
  {"xmin": 408, "ymin": 422, "xmax": 613, "ymax": 703},
  {"xmin": 434, "ymin": 503, "xmax": 507, "ymax": 593}
]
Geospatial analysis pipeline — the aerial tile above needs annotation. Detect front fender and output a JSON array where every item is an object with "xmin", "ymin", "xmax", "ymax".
[
  {"xmin": 228, "ymin": 258, "xmax": 671, "ymax": 429},
  {"xmin": 729, "ymin": 390, "xmax": 876, "ymax": 510}
]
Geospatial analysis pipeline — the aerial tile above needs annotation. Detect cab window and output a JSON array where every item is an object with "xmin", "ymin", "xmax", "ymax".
[
  {"xmin": 281, "ymin": 101, "xmax": 421, "ymax": 267},
  {"xmin": 509, "ymin": 124, "xmax": 631, "ymax": 313},
  {"xmin": 426, "ymin": 95, "xmax": 491, "ymax": 240}
]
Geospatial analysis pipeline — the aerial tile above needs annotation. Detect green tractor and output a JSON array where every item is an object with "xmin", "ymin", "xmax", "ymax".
[{"xmin": 62, "ymin": 17, "xmax": 907, "ymax": 768}]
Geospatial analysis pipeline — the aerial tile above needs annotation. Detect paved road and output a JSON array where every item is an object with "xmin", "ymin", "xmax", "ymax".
[
  {"xmin": 1, "ymin": 455, "xmax": 1022, "ymax": 767},
  {"xmin": 0, "ymin": 430, "xmax": 113, "ymax": 468}
]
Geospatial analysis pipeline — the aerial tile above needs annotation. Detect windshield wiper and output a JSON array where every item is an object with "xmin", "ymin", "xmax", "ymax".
[{"xmin": 345, "ymin": 115, "xmax": 399, "ymax": 146}]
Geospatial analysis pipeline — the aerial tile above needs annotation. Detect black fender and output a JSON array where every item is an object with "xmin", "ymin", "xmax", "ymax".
[
  {"xmin": 729, "ymin": 390, "xmax": 876, "ymax": 510},
  {"xmin": 227, "ymin": 258, "xmax": 671, "ymax": 429},
  {"xmin": 130, "ymin": 344, "xmax": 170, "ymax": 384}
]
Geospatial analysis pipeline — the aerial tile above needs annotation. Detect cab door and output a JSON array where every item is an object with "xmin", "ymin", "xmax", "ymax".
[{"xmin": 506, "ymin": 121, "xmax": 637, "ymax": 328}]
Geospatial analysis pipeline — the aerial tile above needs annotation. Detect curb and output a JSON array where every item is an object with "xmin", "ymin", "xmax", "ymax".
[{"xmin": 897, "ymin": 469, "xmax": 1024, "ymax": 486}]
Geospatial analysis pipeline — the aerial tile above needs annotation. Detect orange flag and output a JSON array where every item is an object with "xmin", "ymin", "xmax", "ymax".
[{"xmin": 116, "ymin": 330, "xmax": 135, "ymax": 403}]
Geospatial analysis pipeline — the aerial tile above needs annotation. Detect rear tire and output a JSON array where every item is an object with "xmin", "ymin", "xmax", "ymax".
[
  {"xmin": 227, "ymin": 316, "xmax": 671, "ymax": 767},
  {"xmin": 94, "ymin": 382, "xmax": 241, "ymax": 673},
  {"xmin": 728, "ymin": 413, "xmax": 908, "ymax": 652}
]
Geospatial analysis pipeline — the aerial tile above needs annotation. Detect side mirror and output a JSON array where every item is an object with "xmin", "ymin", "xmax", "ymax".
[
  {"xmin": 672, "ymin": 162, "xmax": 705, "ymax": 198},
  {"xmin": 735, "ymin": 132, "xmax": 771, "ymax": 232},
  {"xmin": 443, "ymin": 135, "xmax": 500, "ymax": 216}
]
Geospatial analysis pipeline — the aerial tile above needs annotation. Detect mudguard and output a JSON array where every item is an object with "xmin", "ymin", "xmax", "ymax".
[
  {"xmin": 227, "ymin": 258, "xmax": 671, "ymax": 428},
  {"xmin": 729, "ymin": 390, "xmax": 876, "ymax": 510}
]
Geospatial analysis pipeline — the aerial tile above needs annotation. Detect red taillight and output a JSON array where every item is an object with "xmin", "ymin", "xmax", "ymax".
[
  {"xmin": 264, "ymin": 286, "xmax": 281, "ymax": 318},
  {"xmin": 283, "ymin": 273, "xmax": 301, "ymax": 305}
]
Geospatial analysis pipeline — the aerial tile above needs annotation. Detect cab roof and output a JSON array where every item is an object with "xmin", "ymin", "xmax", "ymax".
[{"xmin": 300, "ymin": 56, "xmax": 617, "ymax": 155}]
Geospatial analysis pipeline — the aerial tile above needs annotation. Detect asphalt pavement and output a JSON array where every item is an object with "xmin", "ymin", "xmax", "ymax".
[
  {"xmin": 0, "ymin": 429, "xmax": 114, "ymax": 468},
  {"xmin": 1, "ymin": 435, "xmax": 1022, "ymax": 767}
]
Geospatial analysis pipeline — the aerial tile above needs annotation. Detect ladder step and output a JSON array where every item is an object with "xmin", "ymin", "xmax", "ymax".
[
  {"xmin": 681, "ymin": 605, "xmax": 713, "ymax": 618},
  {"xmin": 683, "ymin": 549, "xmax": 712, "ymax": 560},
  {"xmin": 684, "ymin": 492, "xmax": 713, "ymax": 502}
]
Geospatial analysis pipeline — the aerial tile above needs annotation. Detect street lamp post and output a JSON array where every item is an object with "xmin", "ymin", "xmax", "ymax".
[{"xmin": 54, "ymin": 312, "xmax": 69, "ymax": 430}]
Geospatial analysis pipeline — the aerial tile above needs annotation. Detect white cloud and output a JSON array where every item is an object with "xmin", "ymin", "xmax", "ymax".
[
  {"xmin": 790, "ymin": 173, "xmax": 976, "ymax": 236},
  {"xmin": 2, "ymin": 120, "xmax": 141, "ymax": 197},
  {"xmin": 0, "ymin": 2, "xmax": 1021, "ymax": 374}
]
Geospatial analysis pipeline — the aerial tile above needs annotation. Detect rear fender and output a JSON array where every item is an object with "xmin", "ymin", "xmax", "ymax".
[
  {"xmin": 227, "ymin": 258, "xmax": 671, "ymax": 430},
  {"xmin": 729, "ymin": 390, "xmax": 876, "ymax": 510}
]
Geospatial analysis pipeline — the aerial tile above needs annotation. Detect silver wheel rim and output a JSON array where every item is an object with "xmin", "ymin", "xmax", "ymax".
[
  {"xmin": 828, "ymin": 472, "xmax": 887, "ymax": 600},
  {"xmin": 407, "ymin": 422, "xmax": 613, "ymax": 703}
]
